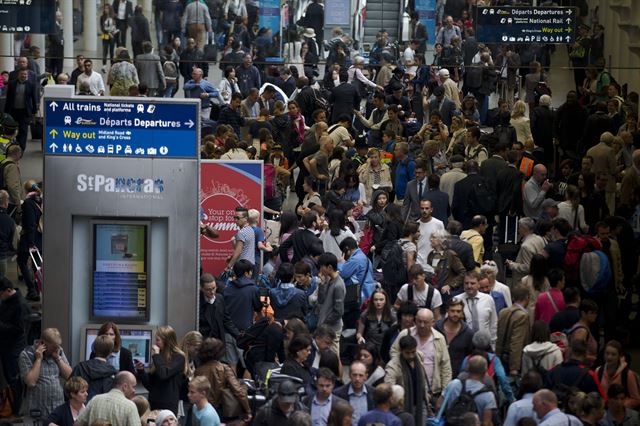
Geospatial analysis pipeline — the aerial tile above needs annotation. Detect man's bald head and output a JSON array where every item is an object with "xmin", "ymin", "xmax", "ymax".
[
  {"xmin": 415, "ymin": 308, "xmax": 434, "ymax": 337},
  {"xmin": 533, "ymin": 164, "xmax": 548, "ymax": 183},
  {"xmin": 417, "ymin": 308, "xmax": 433, "ymax": 321},
  {"xmin": 115, "ymin": 371, "xmax": 136, "ymax": 387}
]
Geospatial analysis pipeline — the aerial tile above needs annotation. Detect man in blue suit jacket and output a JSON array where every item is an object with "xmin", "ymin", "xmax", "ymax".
[
  {"xmin": 423, "ymin": 174, "xmax": 450, "ymax": 226},
  {"xmin": 4, "ymin": 69, "xmax": 39, "ymax": 152}
]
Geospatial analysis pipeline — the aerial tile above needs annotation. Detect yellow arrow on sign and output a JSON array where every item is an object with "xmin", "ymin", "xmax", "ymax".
[{"xmin": 49, "ymin": 129, "xmax": 59, "ymax": 139}]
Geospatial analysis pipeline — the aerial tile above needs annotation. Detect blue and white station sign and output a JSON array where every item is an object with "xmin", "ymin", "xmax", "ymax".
[{"xmin": 44, "ymin": 98, "xmax": 199, "ymax": 158}]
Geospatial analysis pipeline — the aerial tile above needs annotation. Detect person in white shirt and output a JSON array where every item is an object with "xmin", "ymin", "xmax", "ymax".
[
  {"xmin": 523, "ymin": 165, "xmax": 552, "ymax": 218},
  {"xmin": 415, "ymin": 200, "xmax": 445, "ymax": 273},
  {"xmin": 76, "ymin": 59, "xmax": 105, "ymax": 96},
  {"xmin": 462, "ymin": 271, "xmax": 498, "ymax": 349},
  {"xmin": 395, "ymin": 264, "xmax": 443, "ymax": 319},
  {"xmin": 480, "ymin": 261, "xmax": 512, "ymax": 307},
  {"xmin": 403, "ymin": 40, "xmax": 419, "ymax": 76}
]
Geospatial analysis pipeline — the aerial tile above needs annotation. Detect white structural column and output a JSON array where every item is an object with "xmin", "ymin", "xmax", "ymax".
[
  {"xmin": 61, "ymin": 0, "xmax": 74, "ymax": 71},
  {"xmin": 142, "ymin": 0, "xmax": 153, "ymax": 14},
  {"xmin": 0, "ymin": 34, "xmax": 13, "ymax": 73},
  {"xmin": 84, "ymin": 0, "xmax": 98, "ymax": 53}
]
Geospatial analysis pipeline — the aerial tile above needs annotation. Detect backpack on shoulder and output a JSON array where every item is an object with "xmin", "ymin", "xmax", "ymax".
[
  {"xmin": 563, "ymin": 234, "xmax": 602, "ymax": 287},
  {"xmin": 445, "ymin": 379, "xmax": 492, "ymax": 426},
  {"xmin": 380, "ymin": 240, "xmax": 409, "ymax": 294},
  {"xmin": 469, "ymin": 177, "xmax": 496, "ymax": 216}
]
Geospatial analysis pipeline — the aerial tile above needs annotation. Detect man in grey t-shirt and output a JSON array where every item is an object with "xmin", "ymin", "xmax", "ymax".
[
  {"xmin": 226, "ymin": 207, "xmax": 255, "ymax": 271},
  {"xmin": 304, "ymin": 135, "xmax": 333, "ymax": 194},
  {"xmin": 316, "ymin": 253, "xmax": 346, "ymax": 355}
]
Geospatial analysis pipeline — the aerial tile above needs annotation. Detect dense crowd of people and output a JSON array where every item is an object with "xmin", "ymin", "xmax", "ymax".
[{"xmin": 1, "ymin": 0, "xmax": 640, "ymax": 426}]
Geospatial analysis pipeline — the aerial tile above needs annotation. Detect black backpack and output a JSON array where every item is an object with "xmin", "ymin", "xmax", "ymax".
[
  {"xmin": 469, "ymin": 177, "xmax": 496, "ymax": 216},
  {"xmin": 0, "ymin": 159, "xmax": 13, "ymax": 192},
  {"xmin": 236, "ymin": 317, "xmax": 270, "ymax": 351},
  {"xmin": 408, "ymin": 282, "xmax": 435, "ymax": 309},
  {"xmin": 381, "ymin": 240, "xmax": 409, "ymax": 288},
  {"xmin": 445, "ymin": 379, "xmax": 492, "ymax": 426}
]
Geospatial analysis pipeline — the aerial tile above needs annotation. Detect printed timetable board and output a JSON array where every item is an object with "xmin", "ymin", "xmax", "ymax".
[
  {"xmin": 91, "ymin": 221, "xmax": 150, "ymax": 321},
  {"xmin": 476, "ymin": 6, "xmax": 577, "ymax": 44}
]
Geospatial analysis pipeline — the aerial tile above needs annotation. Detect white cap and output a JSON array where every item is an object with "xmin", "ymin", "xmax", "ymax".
[{"xmin": 438, "ymin": 68, "xmax": 450, "ymax": 77}]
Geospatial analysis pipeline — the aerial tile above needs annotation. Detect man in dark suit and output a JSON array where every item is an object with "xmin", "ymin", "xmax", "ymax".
[
  {"xmin": 333, "ymin": 361, "xmax": 375, "ymax": 424},
  {"xmin": 428, "ymin": 85, "xmax": 458, "ymax": 128},
  {"xmin": 112, "ymin": 0, "xmax": 134, "ymax": 47},
  {"xmin": 198, "ymin": 273, "xmax": 240, "ymax": 342},
  {"xmin": 496, "ymin": 150, "xmax": 524, "ymax": 217},
  {"xmin": 579, "ymin": 102, "xmax": 614, "ymax": 155},
  {"xmin": 329, "ymin": 70, "xmax": 360, "ymax": 124},
  {"xmin": 4, "ymin": 69, "xmax": 38, "ymax": 152},
  {"xmin": 451, "ymin": 160, "xmax": 487, "ymax": 229},
  {"xmin": 409, "ymin": 12, "xmax": 428, "ymax": 54},
  {"xmin": 402, "ymin": 160, "xmax": 428, "ymax": 222},
  {"xmin": 423, "ymin": 174, "xmax": 450, "ymax": 226},
  {"xmin": 479, "ymin": 141, "xmax": 508, "ymax": 191}
]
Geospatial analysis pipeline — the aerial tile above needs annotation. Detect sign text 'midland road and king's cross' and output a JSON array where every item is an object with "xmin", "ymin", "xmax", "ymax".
[
  {"xmin": 44, "ymin": 99, "xmax": 199, "ymax": 159},
  {"xmin": 477, "ymin": 7, "xmax": 577, "ymax": 44}
]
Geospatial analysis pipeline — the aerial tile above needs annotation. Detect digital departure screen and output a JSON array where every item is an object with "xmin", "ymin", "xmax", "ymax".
[
  {"xmin": 83, "ymin": 326, "xmax": 154, "ymax": 367},
  {"xmin": 91, "ymin": 222, "xmax": 149, "ymax": 321}
]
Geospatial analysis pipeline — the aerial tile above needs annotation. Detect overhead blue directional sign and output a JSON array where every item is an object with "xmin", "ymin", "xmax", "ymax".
[
  {"xmin": 477, "ymin": 7, "xmax": 577, "ymax": 44},
  {"xmin": 44, "ymin": 98, "xmax": 199, "ymax": 158}
]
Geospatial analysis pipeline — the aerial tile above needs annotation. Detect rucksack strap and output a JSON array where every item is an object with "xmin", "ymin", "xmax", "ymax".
[
  {"xmin": 425, "ymin": 285, "xmax": 434, "ymax": 310},
  {"xmin": 546, "ymin": 291, "xmax": 560, "ymax": 313}
]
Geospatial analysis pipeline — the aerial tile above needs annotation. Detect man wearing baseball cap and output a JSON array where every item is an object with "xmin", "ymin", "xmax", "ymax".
[
  {"xmin": 254, "ymin": 380, "xmax": 305, "ymax": 425},
  {"xmin": 438, "ymin": 68, "xmax": 461, "ymax": 108}
]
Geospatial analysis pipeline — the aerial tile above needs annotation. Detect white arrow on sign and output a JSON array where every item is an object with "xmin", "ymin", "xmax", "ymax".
[
  {"xmin": 49, "ymin": 143, "xmax": 58, "ymax": 153},
  {"xmin": 50, "ymin": 101, "xmax": 59, "ymax": 111},
  {"xmin": 185, "ymin": 119, "xmax": 195, "ymax": 129},
  {"xmin": 566, "ymin": 18, "xmax": 571, "ymax": 24}
]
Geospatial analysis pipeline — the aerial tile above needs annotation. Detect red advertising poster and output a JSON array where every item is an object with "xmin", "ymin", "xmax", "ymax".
[{"xmin": 200, "ymin": 161, "xmax": 264, "ymax": 276}]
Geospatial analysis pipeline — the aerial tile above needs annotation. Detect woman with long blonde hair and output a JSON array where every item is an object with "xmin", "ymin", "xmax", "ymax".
[
  {"xmin": 135, "ymin": 326, "xmax": 186, "ymax": 413},
  {"xmin": 510, "ymin": 99, "xmax": 533, "ymax": 143}
]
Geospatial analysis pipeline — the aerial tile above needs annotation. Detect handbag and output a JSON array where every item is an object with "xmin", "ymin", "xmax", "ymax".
[
  {"xmin": 0, "ymin": 387, "xmax": 14, "ymax": 418},
  {"xmin": 220, "ymin": 387, "xmax": 243, "ymax": 417}
]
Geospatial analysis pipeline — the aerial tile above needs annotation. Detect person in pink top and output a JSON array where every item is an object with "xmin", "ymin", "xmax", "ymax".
[{"xmin": 534, "ymin": 269, "xmax": 566, "ymax": 323}]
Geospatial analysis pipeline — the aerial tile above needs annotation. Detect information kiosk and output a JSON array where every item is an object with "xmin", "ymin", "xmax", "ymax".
[{"xmin": 42, "ymin": 86, "xmax": 200, "ymax": 364}]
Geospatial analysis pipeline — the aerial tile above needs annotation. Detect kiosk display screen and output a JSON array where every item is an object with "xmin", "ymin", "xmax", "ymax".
[
  {"xmin": 91, "ymin": 222, "xmax": 149, "ymax": 321},
  {"xmin": 82, "ymin": 325, "xmax": 154, "ymax": 367}
]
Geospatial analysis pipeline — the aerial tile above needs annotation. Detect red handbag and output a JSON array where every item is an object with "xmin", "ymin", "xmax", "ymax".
[{"xmin": 358, "ymin": 225, "xmax": 374, "ymax": 255}]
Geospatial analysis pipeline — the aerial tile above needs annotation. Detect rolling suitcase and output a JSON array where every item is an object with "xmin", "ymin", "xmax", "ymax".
[{"xmin": 29, "ymin": 248, "xmax": 43, "ymax": 292}]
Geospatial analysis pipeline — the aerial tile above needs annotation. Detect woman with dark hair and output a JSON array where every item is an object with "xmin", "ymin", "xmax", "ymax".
[
  {"xmin": 356, "ymin": 342, "xmax": 385, "ymax": 387},
  {"xmin": 288, "ymin": 100, "xmax": 306, "ymax": 153},
  {"xmin": 219, "ymin": 66, "xmax": 241, "ymax": 104},
  {"xmin": 194, "ymin": 338, "xmax": 252, "ymax": 422},
  {"xmin": 297, "ymin": 176, "xmax": 322, "ymax": 217},
  {"xmin": 327, "ymin": 398, "xmax": 354, "ymax": 426},
  {"xmin": 100, "ymin": 4, "xmax": 117, "ymax": 69},
  {"xmin": 90, "ymin": 322, "xmax": 136, "ymax": 374},
  {"xmin": 343, "ymin": 171, "xmax": 365, "ymax": 205},
  {"xmin": 376, "ymin": 203, "xmax": 405, "ymax": 255},
  {"xmin": 221, "ymin": 135, "xmax": 249, "ymax": 160},
  {"xmin": 323, "ymin": 178, "xmax": 347, "ymax": 214},
  {"xmin": 356, "ymin": 289, "xmax": 394, "ymax": 348},
  {"xmin": 521, "ymin": 320, "xmax": 563, "ymax": 375},
  {"xmin": 595, "ymin": 340, "xmax": 640, "ymax": 408},
  {"xmin": 319, "ymin": 349, "xmax": 343, "ymax": 386},
  {"xmin": 280, "ymin": 335, "xmax": 313, "ymax": 387},
  {"xmin": 107, "ymin": 48, "xmax": 139, "ymax": 96},
  {"xmin": 521, "ymin": 254, "xmax": 550, "ymax": 318},
  {"xmin": 320, "ymin": 208, "xmax": 355, "ymax": 258}
]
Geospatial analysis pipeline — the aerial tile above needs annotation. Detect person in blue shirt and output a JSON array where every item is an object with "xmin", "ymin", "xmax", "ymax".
[
  {"xmin": 393, "ymin": 142, "xmax": 416, "ymax": 201},
  {"xmin": 504, "ymin": 370, "xmax": 544, "ymax": 426},
  {"xmin": 357, "ymin": 383, "xmax": 403, "ymax": 426},
  {"xmin": 337, "ymin": 237, "xmax": 376, "ymax": 305},
  {"xmin": 183, "ymin": 67, "xmax": 222, "ymax": 121},
  {"xmin": 188, "ymin": 376, "xmax": 222, "ymax": 426},
  {"xmin": 270, "ymin": 263, "xmax": 308, "ymax": 322}
]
